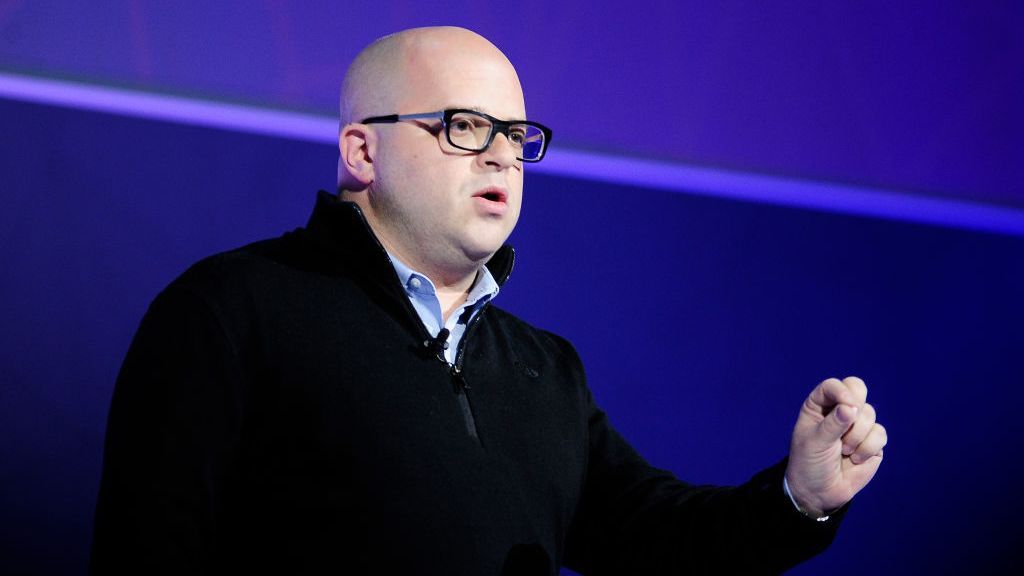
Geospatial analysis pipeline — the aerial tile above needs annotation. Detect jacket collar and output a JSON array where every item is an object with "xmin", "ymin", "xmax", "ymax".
[{"xmin": 304, "ymin": 190, "xmax": 516, "ymax": 287}]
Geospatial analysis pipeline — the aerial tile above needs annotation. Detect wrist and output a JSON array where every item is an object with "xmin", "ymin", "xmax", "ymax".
[{"xmin": 783, "ymin": 476, "xmax": 831, "ymax": 521}]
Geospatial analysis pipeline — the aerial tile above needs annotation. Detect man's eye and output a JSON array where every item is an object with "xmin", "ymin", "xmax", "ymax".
[
  {"xmin": 508, "ymin": 130, "xmax": 526, "ymax": 145},
  {"xmin": 451, "ymin": 120, "xmax": 473, "ymax": 133}
]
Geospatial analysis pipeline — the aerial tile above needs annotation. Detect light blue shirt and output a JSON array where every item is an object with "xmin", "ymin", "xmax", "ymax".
[{"xmin": 388, "ymin": 253, "xmax": 500, "ymax": 364}]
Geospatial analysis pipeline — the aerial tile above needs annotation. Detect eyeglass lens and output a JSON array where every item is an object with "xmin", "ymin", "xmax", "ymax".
[{"xmin": 447, "ymin": 112, "xmax": 546, "ymax": 161}]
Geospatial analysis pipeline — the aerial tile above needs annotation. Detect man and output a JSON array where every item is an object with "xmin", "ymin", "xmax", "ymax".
[{"xmin": 91, "ymin": 26, "xmax": 886, "ymax": 575}]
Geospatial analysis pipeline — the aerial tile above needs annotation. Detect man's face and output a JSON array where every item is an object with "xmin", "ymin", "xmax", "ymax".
[{"xmin": 363, "ymin": 35, "xmax": 526, "ymax": 279}]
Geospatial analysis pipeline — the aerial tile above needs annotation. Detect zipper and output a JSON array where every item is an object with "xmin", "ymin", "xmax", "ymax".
[
  {"xmin": 327, "ymin": 203, "xmax": 506, "ymax": 444},
  {"xmin": 447, "ymin": 304, "xmax": 490, "ymax": 443},
  {"xmin": 451, "ymin": 297, "xmax": 494, "ymax": 387},
  {"xmin": 379, "ymin": 252, "xmax": 489, "ymax": 442}
]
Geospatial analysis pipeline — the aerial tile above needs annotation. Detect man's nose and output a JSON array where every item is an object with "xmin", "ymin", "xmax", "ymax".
[{"xmin": 480, "ymin": 132, "xmax": 519, "ymax": 169}]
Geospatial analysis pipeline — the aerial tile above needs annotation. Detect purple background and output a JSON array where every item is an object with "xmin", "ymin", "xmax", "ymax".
[
  {"xmin": 2, "ymin": 2, "xmax": 1023, "ymax": 574},
  {"xmin": 2, "ymin": 1, "xmax": 1022, "ymax": 207}
]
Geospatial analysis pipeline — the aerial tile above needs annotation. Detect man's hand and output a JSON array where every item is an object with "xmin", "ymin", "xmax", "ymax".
[{"xmin": 785, "ymin": 376, "xmax": 887, "ymax": 517}]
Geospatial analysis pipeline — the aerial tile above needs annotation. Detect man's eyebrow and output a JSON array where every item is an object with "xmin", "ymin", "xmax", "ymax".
[
  {"xmin": 447, "ymin": 104, "xmax": 488, "ymax": 114},
  {"xmin": 446, "ymin": 106, "xmax": 528, "ymax": 121}
]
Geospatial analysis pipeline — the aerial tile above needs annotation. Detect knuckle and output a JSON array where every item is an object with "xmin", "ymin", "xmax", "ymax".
[
  {"xmin": 860, "ymin": 402, "xmax": 877, "ymax": 421},
  {"xmin": 843, "ymin": 375, "xmax": 868, "ymax": 396}
]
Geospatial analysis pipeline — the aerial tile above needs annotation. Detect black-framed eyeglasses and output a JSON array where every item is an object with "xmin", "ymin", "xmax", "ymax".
[{"xmin": 361, "ymin": 109, "xmax": 552, "ymax": 163}]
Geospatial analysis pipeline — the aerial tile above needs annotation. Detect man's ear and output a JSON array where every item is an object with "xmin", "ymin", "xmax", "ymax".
[{"xmin": 338, "ymin": 124, "xmax": 376, "ymax": 190}]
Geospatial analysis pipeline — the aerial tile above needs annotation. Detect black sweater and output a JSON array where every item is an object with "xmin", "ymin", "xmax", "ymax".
[{"xmin": 91, "ymin": 191, "xmax": 842, "ymax": 575}]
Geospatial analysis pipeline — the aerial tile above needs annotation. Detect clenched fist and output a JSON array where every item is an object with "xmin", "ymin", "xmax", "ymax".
[{"xmin": 785, "ymin": 376, "xmax": 887, "ymax": 517}]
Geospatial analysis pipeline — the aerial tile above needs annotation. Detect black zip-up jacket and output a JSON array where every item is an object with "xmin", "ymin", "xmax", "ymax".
[{"xmin": 91, "ymin": 191, "xmax": 843, "ymax": 575}]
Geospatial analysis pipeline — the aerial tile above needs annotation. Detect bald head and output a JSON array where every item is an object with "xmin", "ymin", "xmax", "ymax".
[
  {"xmin": 337, "ymin": 27, "xmax": 525, "ymax": 189},
  {"xmin": 340, "ymin": 26, "xmax": 521, "ymax": 128}
]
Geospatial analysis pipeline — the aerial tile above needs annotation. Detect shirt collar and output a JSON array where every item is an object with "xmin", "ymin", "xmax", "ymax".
[{"xmin": 387, "ymin": 252, "xmax": 500, "ymax": 311}]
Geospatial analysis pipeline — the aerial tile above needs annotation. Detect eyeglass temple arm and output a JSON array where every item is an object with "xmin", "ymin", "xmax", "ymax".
[{"xmin": 362, "ymin": 112, "xmax": 445, "ymax": 124}]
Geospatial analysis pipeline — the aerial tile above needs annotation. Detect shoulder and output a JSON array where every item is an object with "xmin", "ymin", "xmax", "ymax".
[
  {"xmin": 482, "ymin": 305, "xmax": 586, "ymax": 373},
  {"xmin": 173, "ymin": 232, "xmax": 300, "ymax": 292},
  {"xmin": 149, "ymin": 232, "xmax": 312, "ymax": 337},
  {"xmin": 166, "ymin": 237, "xmax": 281, "ymax": 305},
  {"xmin": 485, "ymin": 305, "xmax": 577, "ymax": 348}
]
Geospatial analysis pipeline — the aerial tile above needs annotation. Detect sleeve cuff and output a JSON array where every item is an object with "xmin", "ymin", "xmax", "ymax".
[{"xmin": 782, "ymin": 476, "xmax": 833, "ymax": 522}]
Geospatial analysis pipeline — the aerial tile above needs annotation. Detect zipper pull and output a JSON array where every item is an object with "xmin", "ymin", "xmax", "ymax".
[{"xmin": 450, "ymin": 364, "xmax": 471, "ymax": 393}]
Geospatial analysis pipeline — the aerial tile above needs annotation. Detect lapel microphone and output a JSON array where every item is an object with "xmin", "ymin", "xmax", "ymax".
[{"xmin": 423, "ymin": 328, "xmax": 450, "ymax": 362}]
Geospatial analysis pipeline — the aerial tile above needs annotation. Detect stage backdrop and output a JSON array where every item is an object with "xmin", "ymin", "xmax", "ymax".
[{"xmin": 2, "ymin": 3, "xmax": 1022, "ymax": 575}]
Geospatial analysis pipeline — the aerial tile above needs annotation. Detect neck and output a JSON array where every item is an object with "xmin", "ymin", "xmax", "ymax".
[
  {"xmin": 340, "ymin": 191, "xmax": 486, "ymax": 321},
  {"xmin": 386, "ymin": 244, "xmax": 481, "ymax": 323},
  {"xmin": 434, "ymin": 272, "xmax": 477, "ymax": 323}
]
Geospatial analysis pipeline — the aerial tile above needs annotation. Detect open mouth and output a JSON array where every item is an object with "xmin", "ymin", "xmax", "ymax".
[{"xmin": 474, "ymin": 188, "xmax": 508, "ymax": 204}]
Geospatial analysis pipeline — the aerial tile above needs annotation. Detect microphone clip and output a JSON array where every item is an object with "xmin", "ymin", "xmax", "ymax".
[{"xmin": 423, "ymin": 328, "xmax": 451, "ymax": 362}]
